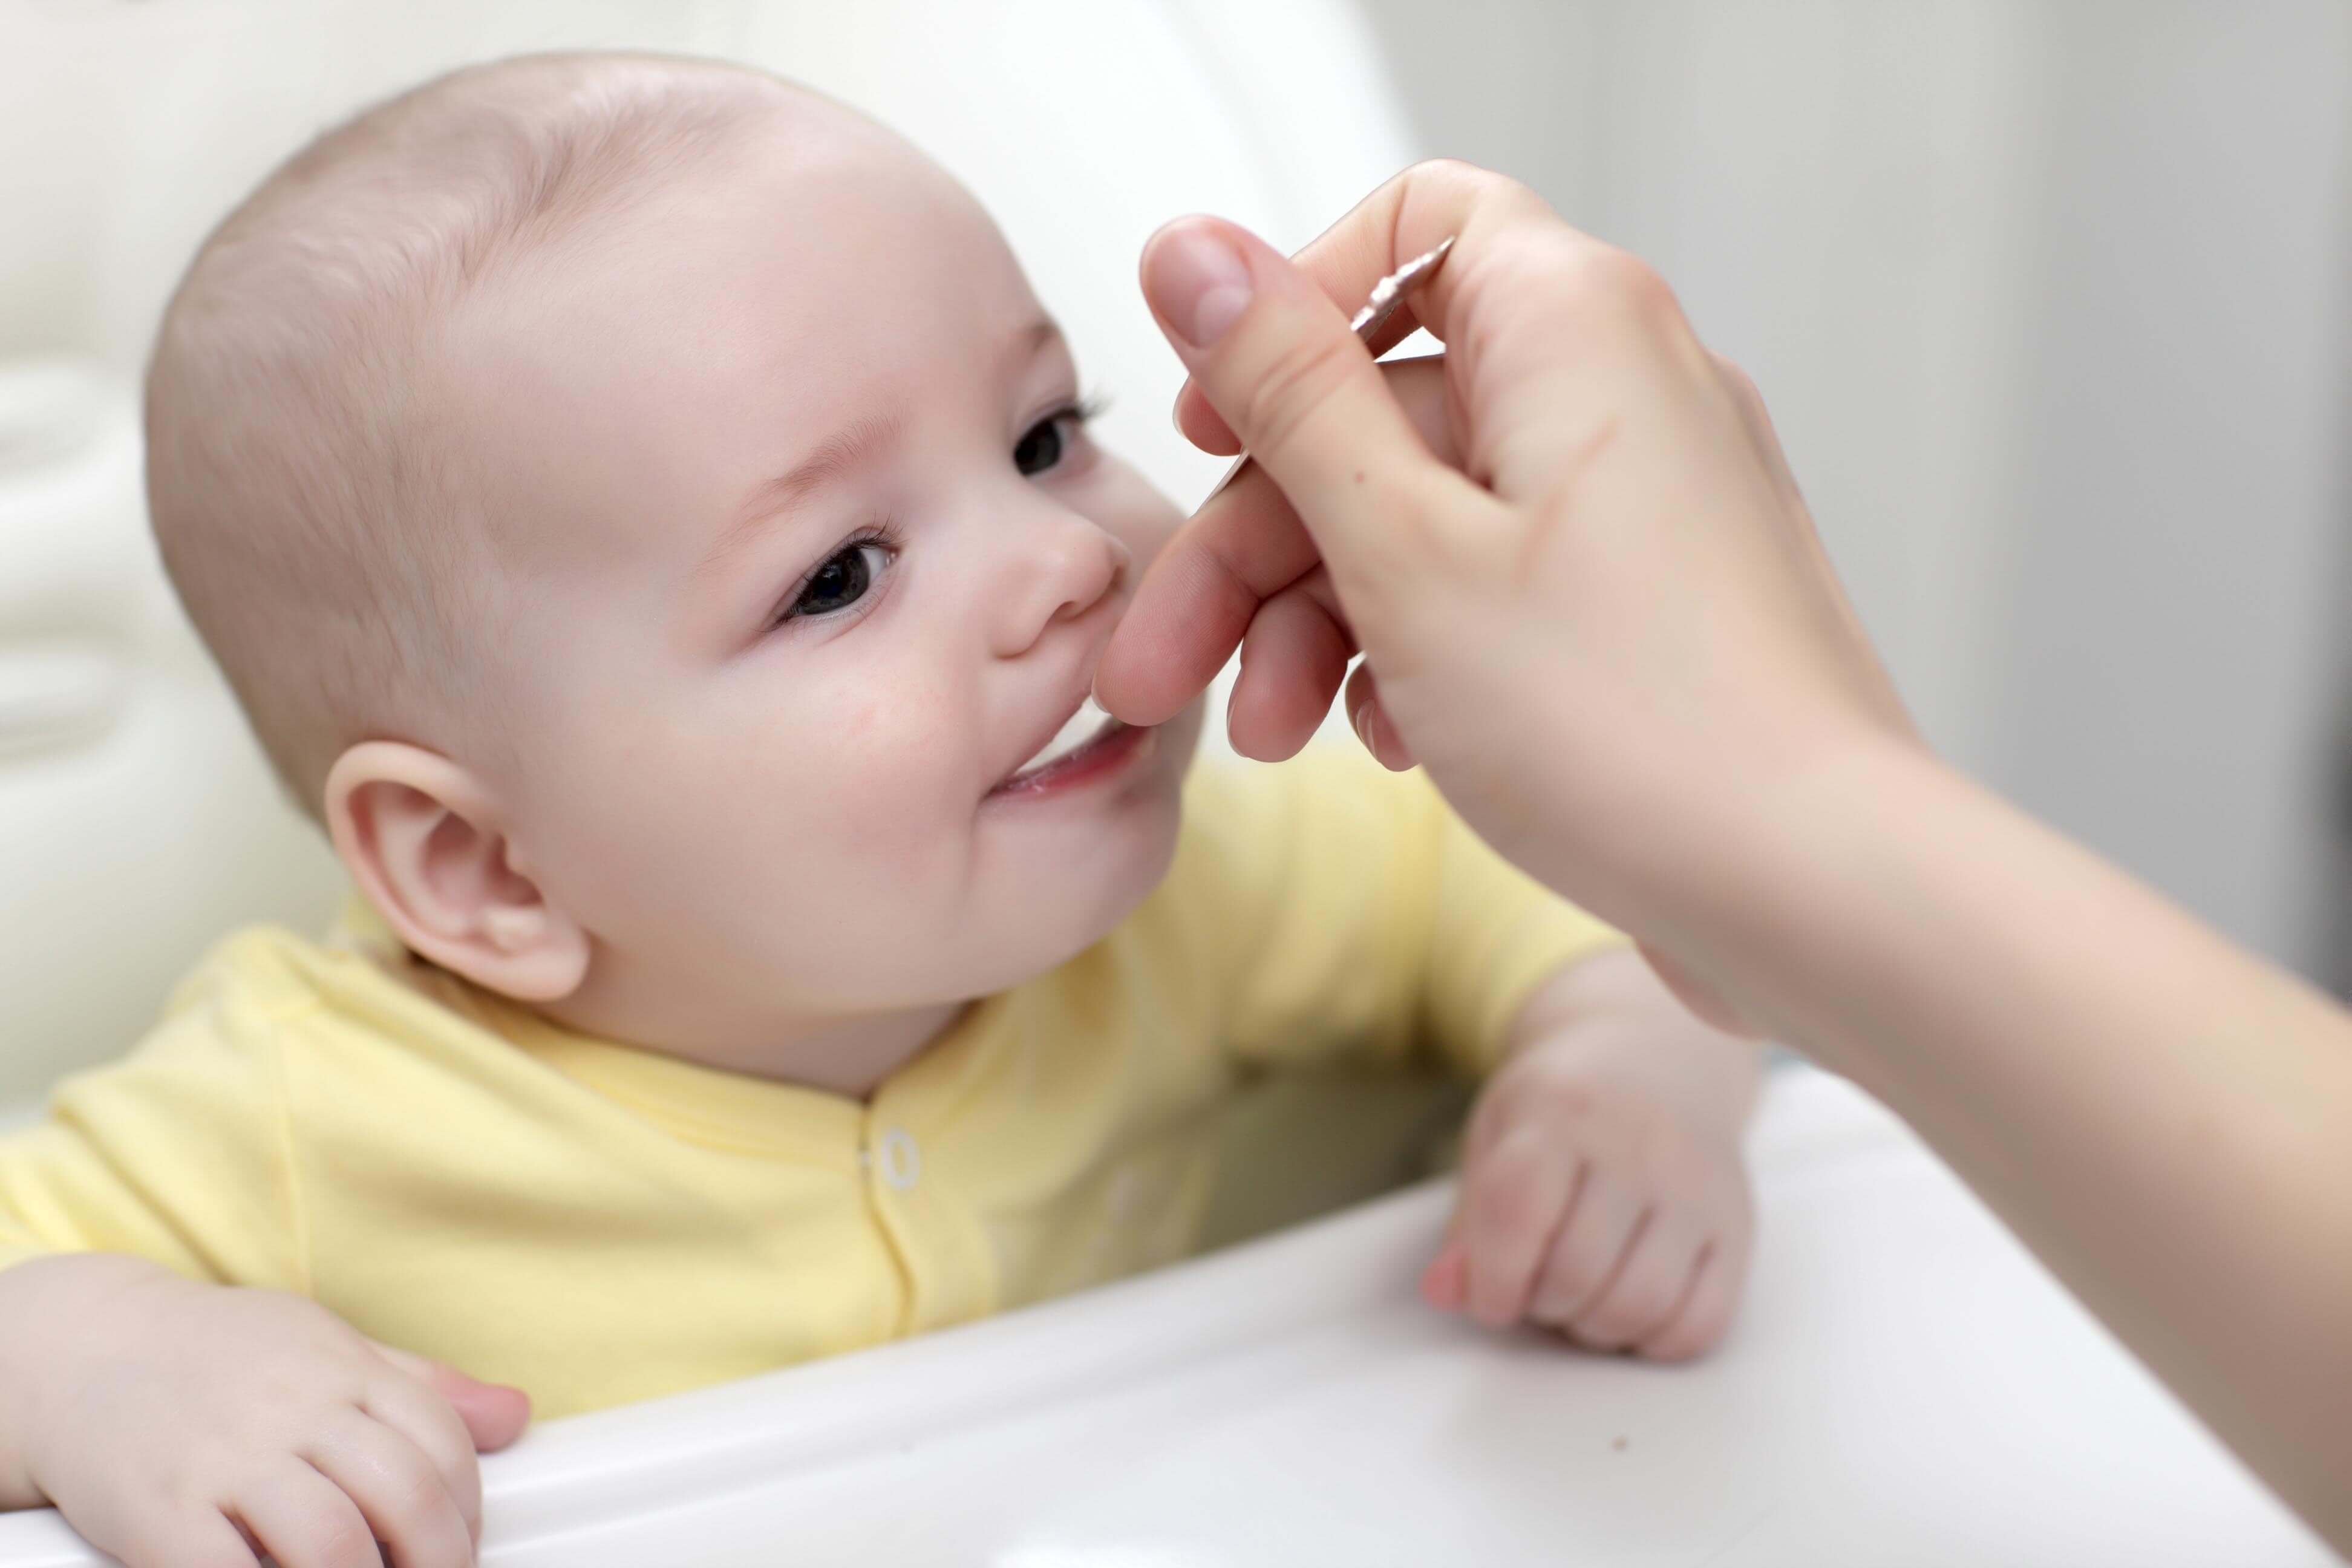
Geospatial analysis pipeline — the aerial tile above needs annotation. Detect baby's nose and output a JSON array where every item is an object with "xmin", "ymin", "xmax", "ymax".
[{"xmin": 988, "ymin": 518, "xmax": 1132, "ymax": 660}]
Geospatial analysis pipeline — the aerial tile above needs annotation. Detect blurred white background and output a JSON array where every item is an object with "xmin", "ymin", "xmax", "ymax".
[{"xmin": 2, "ymin": 0, "xmax": 2348, "ymax": 1098}]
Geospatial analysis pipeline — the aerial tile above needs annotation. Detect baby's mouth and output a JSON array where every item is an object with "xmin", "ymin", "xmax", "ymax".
[{"xmin": 993, "ymin": 696, "xmax": 1130, "ymax": 794}]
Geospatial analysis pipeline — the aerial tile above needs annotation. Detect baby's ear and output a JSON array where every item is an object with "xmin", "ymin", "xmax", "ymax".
[{"xmin": 323, "ymin": 741, "xmax": 589, "ymax": 1002}]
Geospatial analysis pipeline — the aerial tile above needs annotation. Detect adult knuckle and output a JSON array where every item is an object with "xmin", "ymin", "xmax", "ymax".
[
  {"xmin": 1405, "ymin": 154, "xmax": 1485, "ymax": 186},
  {"xmin": 1404, "ymin": 157, "xmax": 1546, "ymax": 221},
  {"xmin": 1711, "ymin": 350, "xmax": 1762, "ymax": 408},
  {"xmin": 1238, "ymin": 329, "xmax": 1360, "ymax": 463},
  {"xmin": 1539, "ymin": 243, "xmax": 1677, "ymax": 338},
  {"xmin": 1590, "ymin": 246, "xmax": 1678, "ymax": 318},
  {"xmin": 1391, "ymin": 156, "xmax": 1482, "ymax": 215}
]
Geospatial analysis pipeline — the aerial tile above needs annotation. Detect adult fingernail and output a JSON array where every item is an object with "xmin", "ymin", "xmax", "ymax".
[{"xmin": 1148, "ymin": 223, "xmax": 1254, "ymax": 348}]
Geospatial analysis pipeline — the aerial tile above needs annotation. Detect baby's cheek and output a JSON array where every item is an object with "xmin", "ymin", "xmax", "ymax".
[{"xmin": 800, "ymin": 685, "xmax": 977, "ymax": 896}]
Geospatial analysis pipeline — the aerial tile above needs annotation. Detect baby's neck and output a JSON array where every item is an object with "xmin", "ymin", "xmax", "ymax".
[
  {"xmin": 686, "ymin": 1000, "xmax": 976, "ymax": 1100},
  {"xmin": 535, "ymin": 985, "xmax": 974, "ymax": 1102},
  {"xmin": 358, "ymin": 915, "xmax": 975, "ymax": 1100}
]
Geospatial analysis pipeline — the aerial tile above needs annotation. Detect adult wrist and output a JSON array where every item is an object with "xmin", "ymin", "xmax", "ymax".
[{"xmin": 1647, "ymin": 726, "xmax": 1966, "ymax": 1080}]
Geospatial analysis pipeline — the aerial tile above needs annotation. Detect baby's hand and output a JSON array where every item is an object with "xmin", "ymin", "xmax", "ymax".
[
  {"xmin": 1423, "ymin": 956, "xmax": 1759, "ymax": 1361},
  {"xmin": 0, "ymin": 1252, "xmax": 529, "ymax": 1568}
]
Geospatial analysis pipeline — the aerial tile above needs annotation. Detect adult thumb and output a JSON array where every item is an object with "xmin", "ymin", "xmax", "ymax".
[{"xmin": 1138, "ymin": 216, "xmax": 1482, "ymax": 581}]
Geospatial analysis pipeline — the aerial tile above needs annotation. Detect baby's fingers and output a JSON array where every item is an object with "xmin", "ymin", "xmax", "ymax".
[
  {"xmin": 306, "ymin": 1406, "xmax": 474, "ymax": 1568},
  {"xmin": 1564, "ymin": 1210, "xmax": 1705, "ymax": 1353},
  {"xmin": 361, "ymin": 1346, "xmax": 528, "ymax": 1549},
  {"xmin": 1526, "ymin": 1166, "xmax": 1642, "ymax": 1328},
  {"xmin": 74, "ymin": 1504, "xmax": 259, "ymax": 1568},
  {"xmin": 231, "ymin": 1460, "xmax": 382, "ymax": 1568},
  {"xmin": 1639, "ymin": 1245, "xmax": 1742, "ymax": 1363},
  {"xmin": 1452, "ymin": 1126, "xmax": 1579, "ymax": 1327},
  {"xmin": 365, "ymin": 1341, "xmax": 531, "ymax": 1457}
]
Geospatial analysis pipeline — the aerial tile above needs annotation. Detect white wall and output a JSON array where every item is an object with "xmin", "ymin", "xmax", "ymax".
[{"xmin": 1357, "ymin": 0, "xmax": 2352, "ymax": 973}]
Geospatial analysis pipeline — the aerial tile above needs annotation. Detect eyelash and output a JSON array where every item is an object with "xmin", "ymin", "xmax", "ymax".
[
  {"xmin": 766, "ymin": 388, "xmax": 1112, "ymax": 632},
  {"xmin": 771, "ymin": 521, "xmax": 905, "ymax": 630}
]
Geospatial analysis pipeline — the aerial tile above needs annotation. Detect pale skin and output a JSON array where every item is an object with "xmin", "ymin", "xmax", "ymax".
[
  {"xmin": 1460, "ymin": 949, "xmax": 1759, "ymax": 1359},
  {"xmin": 0, "ymin": 109, "xmax": 1762, "ymax": 1566},
  {"xmin": 1097, "ymin": 157, "xmax": 2352, "ymax": 1550}
]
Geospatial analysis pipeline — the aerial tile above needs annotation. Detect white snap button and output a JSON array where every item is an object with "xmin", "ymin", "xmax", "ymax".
[{"xmin": 875, "ymin": 1127, "xmax": 921, "ymax": 1191}]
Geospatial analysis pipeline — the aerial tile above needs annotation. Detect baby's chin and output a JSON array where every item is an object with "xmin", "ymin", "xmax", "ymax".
[{"xmin": 963, "ymin": 700, "xmax": 1202, "ymax": 978}]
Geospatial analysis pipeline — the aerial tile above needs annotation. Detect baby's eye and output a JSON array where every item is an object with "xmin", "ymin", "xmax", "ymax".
[
  {"xmin": 1013, "ymin": 409, "xmax": 1082, "ymax": 477},
  {"xmin": 784, "ymin": 540, "xmax": 890, "ymax": 621}
]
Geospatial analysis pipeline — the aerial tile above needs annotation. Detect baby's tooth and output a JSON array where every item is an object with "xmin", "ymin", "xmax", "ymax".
[{"xmin": 1025, "ymin": 698, "xmax": 1111, "ymax": 773}]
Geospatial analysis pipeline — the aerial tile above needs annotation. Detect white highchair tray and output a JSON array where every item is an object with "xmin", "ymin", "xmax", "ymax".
[{"xmin": 0, "ymin": 1066, "xmax": 2325, "ymax": 1566}]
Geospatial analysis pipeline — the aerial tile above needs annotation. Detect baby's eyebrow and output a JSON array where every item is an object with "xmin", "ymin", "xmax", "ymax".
[
  {"xmin": 1010, "ymin": 316, "xmax": 1064, "ymax": 368},
  {"xmin": 699, "ymin": 407, "xmax": 909, "ymax": 586}
]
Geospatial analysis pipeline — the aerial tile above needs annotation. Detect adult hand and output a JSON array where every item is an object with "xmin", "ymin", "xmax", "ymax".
[
  {"xmin": 1100, "ymin": 161, "xmax": 2352, "ymax": 1549},
  {"xmin": 1095, "ymin": 160, "xmax": 1912, "ymax": 1022}
]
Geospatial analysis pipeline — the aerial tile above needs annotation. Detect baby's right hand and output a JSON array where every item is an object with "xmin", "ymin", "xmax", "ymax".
[{"xmin": 0, "ymin": 1253, "xmax": 529, "ymax": 1567}]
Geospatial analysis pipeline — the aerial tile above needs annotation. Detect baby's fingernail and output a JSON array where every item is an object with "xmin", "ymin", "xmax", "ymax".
[
  {"xmin": 1146, "ymin": 221, "xmax": 1255, "ymax": 348},
  {"xmin": 1421, "ymin": 1246, "xmax": 1468, "ymax": 1312},
  {"xmin": 1351, "ymin": 699, "xmax": 1374, "ymax": 754}
]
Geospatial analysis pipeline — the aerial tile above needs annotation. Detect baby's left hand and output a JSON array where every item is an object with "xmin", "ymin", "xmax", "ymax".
[{"xmin": 1423, "ymin": 961, "xmax": 1759, "ymax": 1361}]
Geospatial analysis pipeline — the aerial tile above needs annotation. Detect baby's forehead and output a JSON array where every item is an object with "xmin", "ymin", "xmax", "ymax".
[
  {"xmin": 505, "ymin": 111, "xmax": 1027, "ymax": 361},
  {"xmin": 437, "ymin": 115, "xmax": 1053, "ymax": 564}
]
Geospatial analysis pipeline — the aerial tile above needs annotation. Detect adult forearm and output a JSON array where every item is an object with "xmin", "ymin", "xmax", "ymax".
[{"xmin": 1711, "ymin": 738, "xmax": 2352, "ymax": 1549}]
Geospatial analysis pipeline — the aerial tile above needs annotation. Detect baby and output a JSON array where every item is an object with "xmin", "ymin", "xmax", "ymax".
[{"xmin": 0, "ymin": 54, "xmax": 1761, "ymax": 1568}]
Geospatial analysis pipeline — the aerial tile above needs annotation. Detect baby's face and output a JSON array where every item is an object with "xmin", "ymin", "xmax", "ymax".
[{"xmin": 442, "ymin": 116, "xmax": 1203, "ymax": 1054}]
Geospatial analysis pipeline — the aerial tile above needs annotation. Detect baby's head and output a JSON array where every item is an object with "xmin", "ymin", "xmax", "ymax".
[{"xmin": 148, "ymin": 53, "xmax": 1203, "ymax": 1077}]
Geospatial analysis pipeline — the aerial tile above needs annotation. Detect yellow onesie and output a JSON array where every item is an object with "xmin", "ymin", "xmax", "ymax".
[{"xmin": 0, "ymin": 748, "xmax": 1617, "ymax": 1417}]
